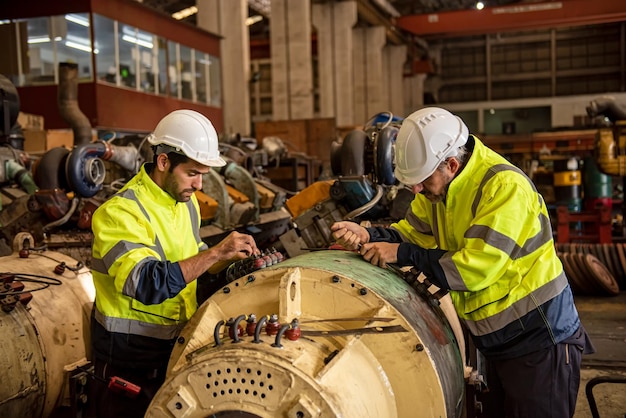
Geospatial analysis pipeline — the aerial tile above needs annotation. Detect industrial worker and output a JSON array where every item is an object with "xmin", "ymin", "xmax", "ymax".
[
  {"xmin": 331, "ymin": 107, "xmax": 593, "ymax": 417},
  {"xmin": 89, "ymin": 109, "xmax": 260, "ymax": 418}
]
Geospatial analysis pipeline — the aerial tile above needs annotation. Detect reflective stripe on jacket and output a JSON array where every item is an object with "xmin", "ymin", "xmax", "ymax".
[
  {"xmin": 392, "ymin": 136, "xmax": 575, "ymax": 342},
  {"xmin": 91, "ymin": 164, "xmax": 208, "ymax": 340}
]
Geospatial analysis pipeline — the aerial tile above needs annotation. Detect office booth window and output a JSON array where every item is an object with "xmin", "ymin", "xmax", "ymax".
[{"xmin": 3, "ymin": 13, "xmax": 221, "ymax": 106}]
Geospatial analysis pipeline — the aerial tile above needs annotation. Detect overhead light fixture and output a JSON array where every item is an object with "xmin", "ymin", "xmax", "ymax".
[
  {"xmin": 122, "ymin": 27, "xmax": 153, "ymax": 42},
  {"xmin": 476, "ymin": 1, "xmax": 485, "ymax": 10},
  {"xmin": 122, "ymin": 34, "xmax": 153, "ymax": 49},
  {"xmin": 172, "ymin": 6, "xmax": 198, "ymax": 20},
  {"xmin": 246, "ymin": 15, "xmax": 263, "ymax": 26},
  {"xmin": 28, "ymin": 36, "xmax": 51, "ymax": 44},
  {"xmin": 65, "ymin": 40, "xmax": 99, "ymax": 54},
  {"xmin": 65, "ymin": 14, "xmax": 90, "ymax": 27}
]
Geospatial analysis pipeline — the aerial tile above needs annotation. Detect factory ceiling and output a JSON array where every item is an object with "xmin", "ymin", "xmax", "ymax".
[
  {"xmin": 138, "ymin": 0, "xmax": 522, "ymax": 37},
  {"xmin": 137, "ymin": 0, "xmax": 626, "ymax": 56}
]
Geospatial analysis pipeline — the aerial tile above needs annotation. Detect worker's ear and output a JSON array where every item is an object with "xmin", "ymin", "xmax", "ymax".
[
  {"xmin": 156, "ymin": 153, "xmax": 169, "ymax": 172},
  {"xmin": 446, "ymin": 157, "xmax": 461, "ymax": 175}
]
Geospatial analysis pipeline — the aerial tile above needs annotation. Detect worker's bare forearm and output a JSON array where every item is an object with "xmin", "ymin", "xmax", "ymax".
[
  {"xmin": 179, "ymin": 248, "xmax": 224, "ymax": 283},
  {"xmin": 179, "ymin": 231, "xmax": 259, "ymax": 283}
]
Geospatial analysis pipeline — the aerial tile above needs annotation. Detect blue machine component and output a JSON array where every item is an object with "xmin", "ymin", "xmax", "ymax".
[
  {"xmin": 364, "ymin": 111, "xmax": 403, "ymax": 130},
  {"xmin": 330, "ymin": 176, "xmax": 385, "ymax": 219}
]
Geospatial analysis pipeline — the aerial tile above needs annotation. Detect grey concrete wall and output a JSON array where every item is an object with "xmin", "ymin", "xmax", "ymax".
[
  {"xmin": 312, "ymin": 1, "xmax": 358, "ymax": 127},
  {"xmin": 353, "ymin": 26, "xmax": 386, "ymax": 125},
  {"xmin": 197, "ymin": 0, "xmax": 251, "ymax": 135},
  {"xmin": 270, "ymin": 0, "xmax": 313, "ymax": 120}
]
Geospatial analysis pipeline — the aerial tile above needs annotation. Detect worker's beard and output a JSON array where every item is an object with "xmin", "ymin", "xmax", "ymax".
[
  {"xmin": 163, "ymin": 171, "xmax": 195, "ymax": 202},
  {"xmin": 421, "ymin": 172, "xmax": 452, "ymax": 204}
]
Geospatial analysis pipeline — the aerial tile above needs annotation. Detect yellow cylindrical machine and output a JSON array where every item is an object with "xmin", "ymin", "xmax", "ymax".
[
  {"xmin": 148, "ymin": 250, "xmax": 465, "ymax": 418},
  {"xmin": 0, "ymin": 247, "xmax": 95, "ymax": 417}
]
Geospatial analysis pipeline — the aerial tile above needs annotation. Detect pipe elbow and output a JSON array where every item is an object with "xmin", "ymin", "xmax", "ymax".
[{"xmin": 5, "ymin": 159, "xmax": 38, "ymax": 194}]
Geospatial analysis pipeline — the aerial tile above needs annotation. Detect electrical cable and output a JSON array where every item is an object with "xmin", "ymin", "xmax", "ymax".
[
  {"xmin": 0, "ymin": 272, "xmax": 63, "ymax": 294},
  {"xmin": 1, "ymin": 272, "xmax": 63, "ymax": 286},
  {"xmin": 31, "ymin": 252, "xmax": 84, "ymax": 272}
]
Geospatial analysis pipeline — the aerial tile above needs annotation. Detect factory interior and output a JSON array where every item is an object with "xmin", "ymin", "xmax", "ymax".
[{"xmin": 1, "ymin": 0, "xmax": 626, "ymax": 417}]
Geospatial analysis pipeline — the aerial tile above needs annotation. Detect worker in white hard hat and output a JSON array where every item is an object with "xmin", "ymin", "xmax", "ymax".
[
  {"xmin": 332, "ymin": 107, "xmax": 594, "ymax": 418},
  {"xmin": 89, "ymin": 109, "xmax": 260, "ymax": 418}
]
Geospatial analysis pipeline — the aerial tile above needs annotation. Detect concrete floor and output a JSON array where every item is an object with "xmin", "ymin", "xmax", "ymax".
[{"xmin": 573, "ymin": 292, "xmax": 626, "ymax": 418}]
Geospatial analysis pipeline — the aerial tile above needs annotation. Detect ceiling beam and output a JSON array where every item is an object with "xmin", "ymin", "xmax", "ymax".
[
  {"xmin": 356, "ymin": 0, "xmax": 406, "ymax": 45},
  {"xmin": 396, "ymin": 0, "xmax": 626, "ymax": 38}
]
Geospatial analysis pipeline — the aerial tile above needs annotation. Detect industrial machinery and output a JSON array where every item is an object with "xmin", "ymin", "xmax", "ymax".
[
  {"xmin": 147, "ymin": 250, "xmax": 467, "ymax": 418},
  {"xmin": 0, "ymin": 233, "xmax": 95, "ymax": 418},
  {"xmin": 1, "ymin": 66, "xmax": 479, "ymax": 416},
  {"xmin": 588, "ymin": 96, "xmax": 626, "ymax": 177},
  {"xmin": 279, "ymin": 112, "xmax": 415, "ymax": 258}
]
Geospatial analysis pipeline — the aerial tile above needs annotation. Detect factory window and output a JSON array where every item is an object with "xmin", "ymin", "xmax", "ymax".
[
  {"xmin": 195, "ymin": 52, "xmax": 208, "ymax": 104},
  {"xmin": 156, "ymin": 38, "xmax": 167, "ymax": 95},
  {"xmin": 117, "ymin": 23, "xmax": 137, "ymax": 89},
  {"xmin": 3, "ymin": 13, "xmax": 95, "ymax": 86},
  {"xmin": 208, "ymin": 55, "xmax": 221, "ymax": 107},
  {"xmin": 93, "ymin": 15, "xmax": 116, "ymax": 84},
  {"xmin": 179, "ymin": 45, "xmax": 193, "ymax": 101},
  {"xmin": 1, "ymin": 13, "xmax": 221, "ymax": 107},
  {"xmin": 135, "ymin": 28, "xmax": 158, "ymax": 94},
  {"xmin": 168, "ymin": 40, "xmax": 180, "ymax": 98},
  {"xmin": 166, "ymin": 42, "xmax": 219, "ymax": 104}
]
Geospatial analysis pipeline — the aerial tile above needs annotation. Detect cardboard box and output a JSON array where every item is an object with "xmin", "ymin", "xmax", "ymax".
[
  {"xmin": 22, "ymin": 129, "xmax": 75, "ymax": 153},
  {"xmin": 46, "ymin": 129, "xmax": 74, "ymax": 149},
  {"xmin": 23, "ymin": 130, "xmax": 47, "ymax": 153},
  {"xmin": 17, "ymin": 112, "xmax": 44, "ymax": 131}
]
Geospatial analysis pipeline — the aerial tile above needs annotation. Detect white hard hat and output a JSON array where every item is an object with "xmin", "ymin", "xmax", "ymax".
[
  {"xmin": 147, "ymin": 109, "xmax": 226, "ymax": 167},
  {"xmin": 394, "ymin": 107, "xmax": 468, "ymax": 185}
]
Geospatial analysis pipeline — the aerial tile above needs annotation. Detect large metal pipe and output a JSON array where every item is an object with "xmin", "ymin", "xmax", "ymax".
[
  {"xmin": 58, "ymin": 62, "xmax": 92, "ymax": 146},
  {"xmin": 586, "ymin": 96, "xmax": 626, "ymax": 123},
  {"xmin": 149, "ymin": 250, "xmax": 466, "ymax": 417}
]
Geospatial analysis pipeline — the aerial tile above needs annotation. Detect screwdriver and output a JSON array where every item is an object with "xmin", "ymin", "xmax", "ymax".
[{"xmin": 76, "ymin": 365, "xmax": 142, "ymax": 399}]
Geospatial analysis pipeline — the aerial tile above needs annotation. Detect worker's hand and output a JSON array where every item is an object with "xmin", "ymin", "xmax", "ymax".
[
  {"xmin": 331, "ymin": 221, "xmax": 369, "ymax": 251},
  {"xmin": 215, "ymin": 231, "xmax": 260, "ymax": 261},
  {"xmin": 360, "ymin": 242, "xmax": 399, "ymax": 269}
]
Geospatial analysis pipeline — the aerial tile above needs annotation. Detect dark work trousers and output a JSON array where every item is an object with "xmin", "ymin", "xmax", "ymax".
[
  {"xmin": 480, "ymin": 341, "xmax": 582, "ymax": 418},
  {"xmin": 87, "ymin": 357, "xmax": 167, "ymax": 418}
]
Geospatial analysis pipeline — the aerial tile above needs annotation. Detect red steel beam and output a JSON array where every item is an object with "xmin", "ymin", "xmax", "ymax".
[{"xmin": 396, "ymin": 0, "xmax": 626, "ymax": 37}]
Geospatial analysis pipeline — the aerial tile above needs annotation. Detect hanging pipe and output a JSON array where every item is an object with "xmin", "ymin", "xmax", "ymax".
[{"xmin": 58, "ymin": 63, "xmax": 92, "ymax": 146}]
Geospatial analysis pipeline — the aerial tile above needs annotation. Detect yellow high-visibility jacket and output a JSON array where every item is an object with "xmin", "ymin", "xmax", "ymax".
[
  {"xmin": 91, "ymin": 164, "xmax": 207, "ymax": 347},
  {"xmin": 392, "ymin": 136, "xmax": 579, "ymax": 357}
]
